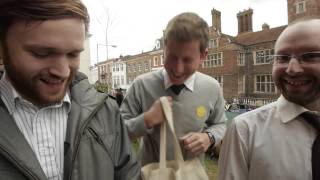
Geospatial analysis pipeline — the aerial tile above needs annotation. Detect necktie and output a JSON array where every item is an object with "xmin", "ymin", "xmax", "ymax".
[
  {"xmin": 170, "ymin": 84, "xmax": 185, "ymax": 95},
  {"xmin": 301, "ymin": 112, "xmax": 320, "ymax": 180}
]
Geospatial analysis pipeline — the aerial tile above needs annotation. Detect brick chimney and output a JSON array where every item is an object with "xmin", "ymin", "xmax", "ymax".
[
  {"xmin": 237, "ymin": 8, "xmax": 253, "ymax": 34},
  {"xmin": 211, "ymin": 8, "xmax": 221, "ymax": 32}
]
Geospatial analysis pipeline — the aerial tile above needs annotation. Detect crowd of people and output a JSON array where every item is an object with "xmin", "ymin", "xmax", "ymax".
[{"xmin": 0, "ymin": 0, "xmax": 319, "ymax": 180}]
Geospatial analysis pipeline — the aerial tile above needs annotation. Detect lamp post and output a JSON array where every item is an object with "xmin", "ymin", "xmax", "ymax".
[{"xmin": 96, "ymin": 43, "xmax": 117, "ymax": 62}]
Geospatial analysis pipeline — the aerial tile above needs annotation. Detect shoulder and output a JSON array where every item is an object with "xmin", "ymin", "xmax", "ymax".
[
  {"xmin": 232, "ymin": 102, "xmax": 278, "ymax": 133},
  {"xmin": 195, "ymin": 72, "xmax": 220, "ymax": 87},
  {"xmin": 135, "ymin": 70, "xmax": 162, "ymax": 82},
  {"xmin": 130, "ymin": 70, "xmax": 163, "ymax": 89}
]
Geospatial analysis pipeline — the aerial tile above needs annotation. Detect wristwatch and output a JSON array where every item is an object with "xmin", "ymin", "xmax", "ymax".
[{"xmin": 205, "ymin": 131, "xmax": 215, "ymax": 146}]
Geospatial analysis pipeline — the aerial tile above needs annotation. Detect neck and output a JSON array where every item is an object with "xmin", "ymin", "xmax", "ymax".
[{"xmin": 305, "ymin": 99, "xmax": 320, "ymax": 112}]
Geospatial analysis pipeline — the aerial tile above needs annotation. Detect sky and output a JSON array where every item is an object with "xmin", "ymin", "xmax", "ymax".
[{"xmin": 83, "ymin": 0, "xmax": 288, "ymax": 65}]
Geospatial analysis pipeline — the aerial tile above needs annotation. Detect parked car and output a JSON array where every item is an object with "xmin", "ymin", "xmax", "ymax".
[{"xmin": 225, "ymin": 103, "xmax": 253, "ymax": 114}]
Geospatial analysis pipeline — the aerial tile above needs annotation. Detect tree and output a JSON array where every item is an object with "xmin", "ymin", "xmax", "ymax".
[{"xmin": 94, "ymin": 81, "xmax": 108, "ymax": 93}]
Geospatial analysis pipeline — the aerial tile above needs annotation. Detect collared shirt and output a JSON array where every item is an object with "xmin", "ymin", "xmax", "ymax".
[
  {"xmin": 0, "ymin": 74, "xmax": 70, "ymax": 180},
  {"xmin": 162, "ymin": 68, "xmax": 196, "ymax": 92},
  {"xmin": 218, "ymin": 95, "xmax": 317, "ymax": 180}
]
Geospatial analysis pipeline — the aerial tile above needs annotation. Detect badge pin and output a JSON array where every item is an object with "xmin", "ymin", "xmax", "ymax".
[{"xmin": 196, "ymin": 106, "xmax": 206, "ymax": 118}]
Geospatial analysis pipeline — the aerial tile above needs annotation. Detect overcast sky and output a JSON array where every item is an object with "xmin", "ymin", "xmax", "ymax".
[{"xmin": 83, "ymin": 0, "xmax": 288, "ymax": 65}]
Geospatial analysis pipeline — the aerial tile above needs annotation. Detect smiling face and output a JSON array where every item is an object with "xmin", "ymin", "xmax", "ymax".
[
  {"xmin": 164, "ymin": 39, "xmax": 207, "ymax": 85},
  {"xmin": 1, "ymin": 18, "xmax": 85, "ymax": 107},
  {"xmin": 272, "ymin": 19, "xmax": 320, "ymax": 107}
]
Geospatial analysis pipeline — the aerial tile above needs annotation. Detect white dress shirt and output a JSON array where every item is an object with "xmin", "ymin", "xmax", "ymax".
[
  {"xmin": 218, "ymin": 96, "xmax": 317, "ymax": 180},
  {"xmin": 0, "ymin": 74, "xmax": 70, "ymax": 180}
]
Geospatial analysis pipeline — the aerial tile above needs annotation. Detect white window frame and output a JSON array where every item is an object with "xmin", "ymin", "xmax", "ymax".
[
  {"xmin": 160, "ymin": 55, "xmax": 164, "ymax": 65},
  {"xmin": 254, "ymin": 49, "xmax": 274, "ymax": 65},
  {"xmin": 238, "ymin": 52, "xmax": 245, "ymax": 66},
  {"xmin": 203, "ymin": 52, "xmax": 223, "ymax": 68},
  {"xmin": 255, "ymin": 74, "xmax": 275, "ymax": 93},
  {"xmin": 133, "ymin": 64, "xmax": 136, "ymax": 72},
  {"xmin": 138, "ymin": 63, "xmax": 142, "ymax": 72},
  {"xmin": 213, "ymin": 75, "xmax": 223, "ymax": 89},
  {"xmin": 153, "ymin": 57, "xmax": 158, "ymax": 66},
  {"xmin": 295, "ymin": 1, "xmax": 306, "ymax": 14},
  {"xmin": 208, "ymin": 38, "xmax": 219, "ymax": 49},
  {"xmin": 238, "ymin": 75, "xmax": 246, "ymax": 94},
  {"xmin": 121, "ymin": 75, "xmax": 124, "ymax": 85}
]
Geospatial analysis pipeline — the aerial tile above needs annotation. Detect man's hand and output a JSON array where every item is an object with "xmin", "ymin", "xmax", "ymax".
[
  {"xmin": 180, "ymin": 132, "xmax": 213, "ymax": 156},
  {"xmin": 144, "ymin": 96, "xmax": 172, "ymax": 129}
]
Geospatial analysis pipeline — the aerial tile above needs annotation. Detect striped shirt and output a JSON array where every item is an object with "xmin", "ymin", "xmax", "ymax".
[{"xmin": 0, "ymin": 74, "xmax": 70, "ymax": 180}]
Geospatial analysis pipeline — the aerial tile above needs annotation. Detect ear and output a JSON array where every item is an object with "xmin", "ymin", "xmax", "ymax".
[{"xmin": 199, "ymin": 48, "xmax": 208, "ymax": 63}]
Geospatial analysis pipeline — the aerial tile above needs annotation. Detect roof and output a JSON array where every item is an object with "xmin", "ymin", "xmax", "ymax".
[{"xmin": 233, "ymin": 25, "xmax": 287, "ymax": 46}]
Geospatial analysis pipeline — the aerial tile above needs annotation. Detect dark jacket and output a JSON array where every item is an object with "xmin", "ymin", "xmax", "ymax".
[{"xmin": 0, "ymin": 72, "xmax": 141, "ymax": 180}]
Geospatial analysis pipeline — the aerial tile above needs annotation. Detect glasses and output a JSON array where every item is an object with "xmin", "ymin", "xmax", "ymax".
[{"xmin": 273, "ymin": 51, "xmax": 320, "ymax": 66}]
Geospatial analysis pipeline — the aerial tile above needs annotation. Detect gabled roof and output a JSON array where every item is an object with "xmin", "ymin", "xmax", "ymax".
[{"xmin": 233, "ymin": 25, "xmax": 287, "ymax": 46}]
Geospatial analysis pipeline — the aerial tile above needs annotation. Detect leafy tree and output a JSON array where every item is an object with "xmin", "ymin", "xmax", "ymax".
[{"xmin": 94, "ymin": 81, "xmax": 108, "ymax": 93}]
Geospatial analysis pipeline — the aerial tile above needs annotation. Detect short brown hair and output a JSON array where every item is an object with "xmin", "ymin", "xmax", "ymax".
[
  {"xmin": 0, "ymin": 0, "xmax": 90, "ymax": 42},
  {"xmin": 164, "ymin": 12, "xmax": 209, "ymax": 54}
]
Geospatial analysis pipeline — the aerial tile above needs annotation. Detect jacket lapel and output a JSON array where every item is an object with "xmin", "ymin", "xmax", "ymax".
[{"xmin": 0, "ymin": 100, "xmax": 47, "ymax": 180}]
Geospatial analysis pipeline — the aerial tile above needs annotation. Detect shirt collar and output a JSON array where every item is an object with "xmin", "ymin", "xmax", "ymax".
[
  {"xmin": 162, "ymin": 69, "xmax": 196, "ymax": 91},
  {"xmin": 0, "ymin": 73, "xmax": 71, "ymax": 114},
  {"xmin": 277, "ymin": 95, "xmax": 309, "ymax": 123}
]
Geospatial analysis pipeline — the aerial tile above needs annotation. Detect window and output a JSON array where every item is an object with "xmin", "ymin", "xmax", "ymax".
[
  {"xmin": 203, "ymin": 52, "xmax": 223, "ymax": 68},
  {"xmin": 160, "ymin": 55, "xmax": 164, "ymax": 65},
  {"xmin": 213, "ymin": 76, "xmax": 223, "ymax": 89},
  {"xmin": 138, "ymin": 63, "xmax": 142, "ymax": 72},
  {"xmin": 238, "ymin": 52, "xmax": 245, "ymax": 66},
  {"xmin": 208, "ymin": 38, "xmax": 219, "ymax": 48},
  {"xmin": 238, "ymin": 75, "xmax": 245, "ymax": 94},
  {"xmin": 145, "ymin": 61, "xmax": 149, "ymax": 71},
  {"xmin": 120, "ymin": 64, "xmax": 123, "ymax": 71},
  {"xmin": 127, "ymin": 76, "xmax": 132, "ymax": 84},
  {"xmin": 133, "ymin": 64, "xmax": 136, "ymax": 72},
  {"xmin": 127, "ymin": 64, "xmax": 131, "ymax": 73},
  {"xmin": 255, "ymin": 49, "xmax": 274, "ymax": 64},
  {"xmin": 255, "ymin": 75, "xmax": 275, "ymax": 93},
  {"xmin": 295, "ymin": 1, "xmax": 306, "ymax": 14},
  {"xmin": 121, "ymin": 75, "xmax": 124, "ymax": 85},
  {"xmin": 153, "ymin": 57, "xmax": 158, "ymax": 66}
]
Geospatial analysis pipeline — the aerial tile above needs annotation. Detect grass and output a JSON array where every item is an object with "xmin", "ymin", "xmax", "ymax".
[{"xmin": 132, "ymin": 140, "xmax": 219, "ymax": 180}]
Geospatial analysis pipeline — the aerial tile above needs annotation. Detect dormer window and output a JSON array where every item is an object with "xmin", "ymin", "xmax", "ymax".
[
  {"xmin": 208, "ymin": 38, "xmax": 219, "ymax": 48},
  {"xmin": 295, "ymin": 1, "xmax": 306, "ymax": 14}
]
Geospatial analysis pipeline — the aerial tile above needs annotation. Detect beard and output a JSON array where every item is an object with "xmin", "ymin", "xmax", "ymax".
[
  {"xmin": 277, "ymin": 79, "xmax": 320, "ymax": 107},
  {"xmin": 2, "ymin": 47, "xmax": 76, "ymax": 107}
]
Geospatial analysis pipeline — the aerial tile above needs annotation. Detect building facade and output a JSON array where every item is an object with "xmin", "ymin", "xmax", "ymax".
[{"xmin": 96, "ymin": 0, "xmax": 318, "ymax": 106}]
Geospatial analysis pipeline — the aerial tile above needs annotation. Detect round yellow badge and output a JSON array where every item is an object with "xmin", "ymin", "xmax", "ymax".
[{"xmin": 196, "ymin": 106, "xmax": 206, "ymax": 118}]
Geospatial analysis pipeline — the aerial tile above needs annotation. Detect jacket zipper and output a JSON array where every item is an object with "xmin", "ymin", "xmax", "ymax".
[
  {"xmin": 87, "ymin": 127, "xmax": 115, "ymax": 164},
  {"xmin": 0, "ymin": 146, "xmax": 40, "ymax": 180},
  {"xmin": 68, "ymin": 98, "xmax": 108, "ymax": 180}
]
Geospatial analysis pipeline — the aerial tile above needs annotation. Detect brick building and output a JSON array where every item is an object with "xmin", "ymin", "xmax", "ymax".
[
  {"xmin": 198, "ymin": 0, "xmax": 319, "ymax": 106},
  {"xmin": 97, "ymin": 59, "xmax": 113, "ymax": 90},
  {"xmin": 96, "ymin": 0, "xmax": 319, "ymax": 104}
]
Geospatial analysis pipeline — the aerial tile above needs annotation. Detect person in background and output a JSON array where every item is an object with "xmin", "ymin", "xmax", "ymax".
[
  {"xmin": 218, "ymin": 18, "xmax": 320, "ymax": 180},
  {"xmin": 115, "ymin": 88, "xmax": 124, "ymax": 107},
  {"xmin": 0, "ymin": 0, "xmax": 140, "ymax": 179},
  {"xmin": 120, "ymin": 12, "xmax": 226, "ymax": 166}
]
